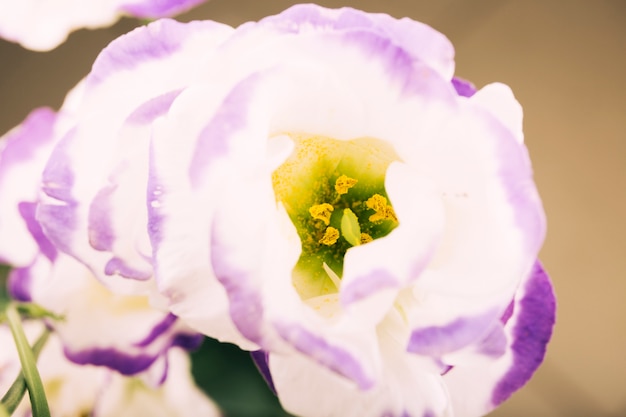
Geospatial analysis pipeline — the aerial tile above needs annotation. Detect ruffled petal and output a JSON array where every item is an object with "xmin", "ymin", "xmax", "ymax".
[
  {"xmin": 398, "ymin": 99, "xmax": 545, "ymax": 348},
  {"xmin": 442, "ymin": 262, "xmax": 556, "ymax": 417},
  {"xmin": 37, "ymin": 19, "xmax": 233, "ymax": 289},
  {"xmin": 93, "ymin": 348, "xmax": 221, "ymax": 417},
  {"xmin": 271, "ymin": 309, "xmax": 452, "ymax": 417},
  {"xmin": 258, "ymin": 4, "xmax": 455, "ymax": 80},
  {"xmin": 471, "ymin": 82, "xmax": 524, "ymax": 144},
  {"xmin": 0, "ymin": 108, "xmax": 58, "ymax": 266},
  {"xmin": 451, "ymin": 77, "xmax": 477, "ymax": 98},
  {"xmin": 1, "ymin": 324, "xmax": 218, "ymax": 417},
  {"xmin": 10, "ymin": 251, "xmax": 201, "ymax": 378},
  {"xmin": 340, "ymin": 162, "xmax": 445, "ymax": 323}
]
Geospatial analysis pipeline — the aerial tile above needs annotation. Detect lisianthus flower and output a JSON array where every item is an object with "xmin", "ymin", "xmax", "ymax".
[
  {"xmin": 0, "ymin": 107, "xmax": 202, "ymax": 380},
  {"xmin": 0, "ymin": 324, "xmax": 221, "ymax": 417},
  {"xmin": 7, "ymin": 251, "xmax": 203, "ymax": 380},
  {"xmin": 32, "ymin": 4, "xmax": 556, "ymax": 416},
  {"xmin": 0, "ymin": 0, "xmax": 208, "ymax": 51}
]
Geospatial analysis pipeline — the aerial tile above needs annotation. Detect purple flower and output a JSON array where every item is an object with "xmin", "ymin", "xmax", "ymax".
[
  {"xmin": 19, "ymin": 4, "xmax": 555, "ymax": 416},
  {"xmin": 0, "ymin": 0, "xmax": 208, "ymax": 51}
]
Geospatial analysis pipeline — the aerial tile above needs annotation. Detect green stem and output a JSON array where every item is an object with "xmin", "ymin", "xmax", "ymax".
[
  {"xmin": 0, "ymin": 403, "xmax": 9, "ymax": 417},
  {"xmin": 1, "ymin": 328, "xmax": 51, "ymax": 414},
  {"xmin": 5, "ymin": 304, "xmax": 50, "ymax": 417}
]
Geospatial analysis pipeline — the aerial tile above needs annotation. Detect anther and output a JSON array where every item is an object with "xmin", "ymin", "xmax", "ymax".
[
  {"xmin": 309, "ymin": 203, "xmax": 334, "ymax": 225},
  {"xmin": 360, "ymin": 233, "xmax": 373, "ymax": 244},
  {"xmin": 319, "ymin": 227, "xmax": 340, "ymax": 245},
  {"xmin": 335, "ymin": 175, "xmax": 358, "ymax": 195},
  {"xmin": 365, "ymin": 194, "xmax": 397, "ymax": 222}
]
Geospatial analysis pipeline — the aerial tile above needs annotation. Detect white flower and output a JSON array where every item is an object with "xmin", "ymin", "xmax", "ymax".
[
  {"xmin": 0, "ymin": 0, "xmax": 208, "ymax": 51},
  {"xmin": 0, "ymin": 103, "xmax": 201, "ymax": 381},
  {"xmin": 26, "ymin": 5, "xmax": 555, "ymax": 416},
  {"xmin": 0, "ymin": 324, "xmax": 220, "ymax": 417}
]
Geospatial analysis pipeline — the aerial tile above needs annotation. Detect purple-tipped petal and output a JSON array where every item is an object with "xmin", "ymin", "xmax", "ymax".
[
  {"xmin": 120, "ymin": 0, "xmax": 207, "ymax": 19},
  {"xmin": 274, "ymin": 322, "xmax": 375, "ymax": 390},
  {"xmin": 64, "ymin": 347, "xmax": 156, "ymax": 376},
  {"xmin": 251, "ymin": 350, "xmax": 276, "ymax": 394},
  {"xmin": 36, "ymin": 18, "xmax": 234, "ymax": 289},
  {"xmin": 491, "ymin": 262, "xmax": 556, "ymax": 406},
  {"xmin": 451, "ymin": 77, "xmax": 477, "ymax": 97},
  {"xmin": 0, "ymin": 107, "xmax": 59, "ymax": 266},
  {"xmin": 341, "ymin": 269, "xmax": 398, "ymax": 306},
  {"xmin": 442, "ymin": 262, "xmax": 555, "ymax": 417},
  {"xmin": 7, "ymin": 265, "xmax": 33, "ymax": 302},
  {"xmin": 135, "ymin": 313, "xmax": 177, "ymax": 348},
  {"xmin": 407, "ymin": 309, "xmax": 500, "ymax": 357},
  {"xmin": 19, "ymin": 252, "xmax": 202, "ymax": 380},
  {"xmin": 259, "ymin": 4, "xmax": 455, "ymax": 80},
  {"xmin": 18, "ymin": 202, "xmax": 58, "ymax": 262}
]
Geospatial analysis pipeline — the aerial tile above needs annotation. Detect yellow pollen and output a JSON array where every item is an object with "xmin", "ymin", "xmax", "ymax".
[
  {"xmin": 360, "ymin": 233, "xmax": 373, "ymax": 244},
  {"xmin": 309, "ymin": 203, "xmax": 334, "ymax": 225},
  {"xmin": 366, "ymin": 194, "xmax": 398, "ymax": 222},
  {"xmin": 335, "ymin": 175, "xmax": 358, "ymax": 195},
  {"xmin": 319, "ymin": 227, "xmax": 340, "ymax": 246}
]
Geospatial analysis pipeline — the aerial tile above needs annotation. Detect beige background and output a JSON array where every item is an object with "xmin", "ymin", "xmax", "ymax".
[{"xmin": 0, "ymin": 1, "xmax": 624, "ymax": 416}]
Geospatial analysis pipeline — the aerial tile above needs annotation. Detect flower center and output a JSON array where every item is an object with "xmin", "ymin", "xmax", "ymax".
[{"xmin": 272, "ymin": 133, "xmax": 399, "ymax": 300}]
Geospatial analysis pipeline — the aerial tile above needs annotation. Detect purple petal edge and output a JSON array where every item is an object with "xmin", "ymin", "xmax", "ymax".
[
  {"xmin": 120, "ymin": 0, "xmax": 207, "ymax": 19},
  {"xmin": 18, "ymin": 202, "xmax": 57, "ymax": 262},
  {"xmin": 104, "ymin": 257, "xmax": 152, "ymax": 280},
  {"xmin": 134, "ymin": 313, "xmax": 177, "ymax": 348},
  {"xmin": 274, "ymin": 322, "xmax": 375, "ymax": 390},
  {"xmin": 251, "ymin": 350, "xmax": 276, "ymax": 394},
  {"xmin": 407, "ymin": 309, "xmax": 498, "ymax": 356},
  {"xmin": 189, "ymin": 72, "xmax": 262, "ymax": 188},
  {"xmin": 64, "ymin": 346, "xmax": 156, "ymax": 376},
  {"xmin": 87, "ymin": 19, "xmax": 189, "ymax": 87},
  {"xmin": 452, "ymin": 77, "xmax": 477, "ymax": 97},
  {"xmin": 7, "ymin": 266, "xmax": 32, "ymax": 302},
  {"xmin": 341, "ymin": 268, "xmax": 398, "ymax": 306},
  {"xmin": 209, "ymin": 226, "xmax": 265, "ymax": 345},
  {"xmin": 171, "ymin": 332, "xmax": 204, "ymax": 351},
  {"xmin": 491, "ymin": 261, "xmax": 556, "ymax": 406},
  {"xmin": 0, "ymin": 107, "xmax": 56, "ymax": 167}
]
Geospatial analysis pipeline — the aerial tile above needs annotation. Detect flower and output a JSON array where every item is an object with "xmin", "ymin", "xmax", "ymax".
[
  {"xmin": 0, "ymin": 323, "xmax": 221, "ymax": 417},
  {"xmin": 0, "ymin": 0, "xmax": 207, "ymax": 51},
  {"xmin": 26, "ymin": 4, "xmax": 555, "ymax": 416},
  {"xmin": 0, "ymin": 107, "xmax": 202, "ymax": 380}
]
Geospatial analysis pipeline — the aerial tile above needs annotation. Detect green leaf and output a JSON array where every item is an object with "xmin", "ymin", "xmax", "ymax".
[
  {"xmin": 340, "ymin": 208, "xmax": 361, "ymax": 246},
  {"xmin": 1, "ymin": 328, "xmax": 50, "ymax": 414},
  {"xmin": 5, "ymin": 304, "xmax": 50, "ymax": 417},
  {"xmin": 16, "ymin": 303, "xmax": 63, "ymax": 321}
]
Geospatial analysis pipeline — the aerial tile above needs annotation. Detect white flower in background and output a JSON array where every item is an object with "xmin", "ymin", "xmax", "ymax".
[
  {"xmin": 6, "ymin": 4, "xmax": 556, "ymax": 416},
  {"xmin": 0, "ymin": 0, "xmax": 208, "ymax": 51},
  {"xmin": 0, "ymin": 105, "xmax": 202, "ymax": 380},
  {"xmin": 0, "ymin": 324, "xmax": 221, "ymax": 417}
]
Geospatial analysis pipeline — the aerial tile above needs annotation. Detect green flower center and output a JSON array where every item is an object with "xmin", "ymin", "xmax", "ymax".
[{"xmin": 272, "ymin": 134, "xmax": 399, "ymax": 300}]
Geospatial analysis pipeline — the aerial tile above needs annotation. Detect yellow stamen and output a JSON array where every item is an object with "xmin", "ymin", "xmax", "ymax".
[
  {"xmin": 366, "ymin": 194, "xmax": 398, "ymax": 222},
  {"xmin": 335, "ymin": 175, "xmax": 358, "ymax": 195},
  {"xmin": 309, "ymin": 203, "xmax": 334, "ymax": 225},
  {"xmin": 360, "ymin": 233, "xmax": 373, "ymax": 244},
  {"xmin": 384, "ymin": 205, "xmax": 398, "ymax": 222},
  {"xmin": 319, "ymin": 227, "xmax": 339, "ymax": 245}
]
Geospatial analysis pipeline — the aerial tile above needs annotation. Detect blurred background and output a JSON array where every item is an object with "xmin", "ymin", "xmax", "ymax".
[{"xmin": 1, "ymin": 1, "xmax": 624, "ymax": 416}]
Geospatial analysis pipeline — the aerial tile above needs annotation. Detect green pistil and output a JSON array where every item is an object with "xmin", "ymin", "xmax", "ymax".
[
  {"xmin": 340, "ymin": 209, "xmax": 361, "ymax": 247},
  {"xmin": 272, "ymin": 134, "xmax": 399, "ymax": 300}
]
